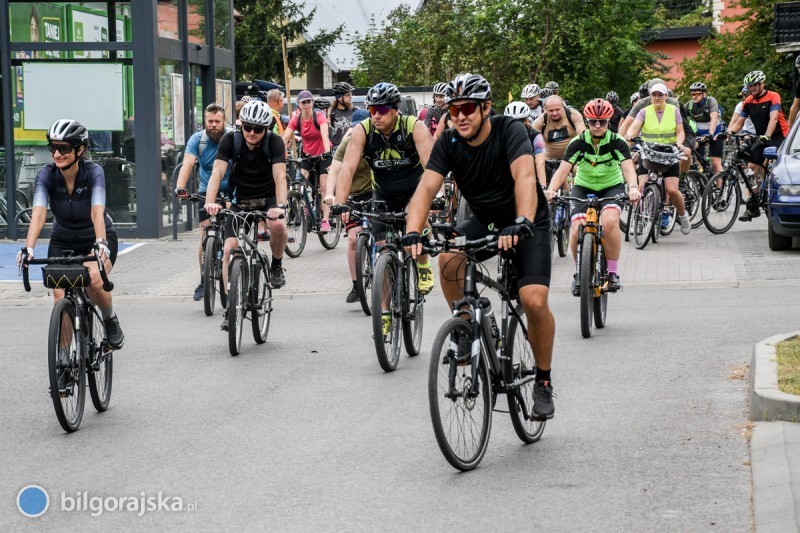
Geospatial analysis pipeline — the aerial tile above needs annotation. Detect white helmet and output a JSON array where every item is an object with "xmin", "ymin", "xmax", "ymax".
[
  {"xmin": 504, "ymin": 101, "xmax": 531, "ymax": 120},
  {"xmin": 239, "ymin": 100, "xmax": 273, "ymax": 128},
  {"xmin": 521, "ymin": 84, "xmax": 540, "ymax": 99}
]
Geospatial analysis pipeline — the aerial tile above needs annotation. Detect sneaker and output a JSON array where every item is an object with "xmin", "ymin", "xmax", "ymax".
[
  {"xmin": 381, "ymin": 312, "xmax": 392, "ymax": 337},
  {"xmin": 220, "ymin": 311, "xmax": 229, "ymax": 331},
  {"xmin": 532, "ymin": 381, "xmax": 555, "ymax": 419},
  {"xmin": 661, "ymin": 212, "xmax": 671, "ymax": 229},
  {"xmin": 607, "ymin": 272, "xmax": 622, "ymax": 292},
  {"xmin": 257, "ymin": 230, "xmax": 270, "ymax": 242},
  {"xmin": 270, "ymin": 263, "xmax": 286, "ymax": 288},
  {"xmin": 571, "ymin": 274, "xmax": 580, "ymax": 297},
  {"xmin": 104, "ymin": 315, "xmax": 125, "ymax": 349},
  {"xmin": 679, "ymin": 213, "xmax": 691, "ymax": 235},
  {"xmin": 319, "ymin": 219, "xmax": 332, "ymax": 233},
  {"xmin": 738, "ymin": 209, "xmax": 761, "ymax": 222},
  {"xmin": 193, "ymin": 283, "xmax": 204, "ymax": 301},
  {"xmin": 346, "ymin": 286, "xmax": 359, "ymax": 303},
  {"xmin": 417, "ymin": 264, "xmax": 435, "ymax": 295}
]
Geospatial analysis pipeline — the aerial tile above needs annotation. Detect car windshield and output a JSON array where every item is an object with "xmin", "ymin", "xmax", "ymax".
[{"xmin": 789, "ymin": 125, "xmax": 800, "ymax": 153}]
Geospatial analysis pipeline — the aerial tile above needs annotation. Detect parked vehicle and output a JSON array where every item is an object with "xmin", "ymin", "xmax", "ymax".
[{"xmin": 766, "ymin": 122, "xmax": 800, "ymax": 250}]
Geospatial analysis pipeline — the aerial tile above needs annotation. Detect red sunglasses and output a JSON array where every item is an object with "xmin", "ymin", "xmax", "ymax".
[{"xmin": 448, "ymin": 101, "xmax": 482, "ymax": 118}]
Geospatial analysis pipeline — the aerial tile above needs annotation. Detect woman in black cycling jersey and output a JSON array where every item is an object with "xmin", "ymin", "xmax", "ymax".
[{"xmin": 17, "ymin": 119, "xmax": 124, "ymax": 348}]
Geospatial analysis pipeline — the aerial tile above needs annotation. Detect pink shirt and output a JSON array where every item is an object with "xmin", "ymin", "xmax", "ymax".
[{"xmin": 289, "ymin": 110, "xmax": 328, "ymax": 156}]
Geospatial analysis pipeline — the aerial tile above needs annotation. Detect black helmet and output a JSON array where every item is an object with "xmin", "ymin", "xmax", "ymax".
[
  {"xmin": 639, "ymin": 82, "xmax": 650, "ymax": 98},
  {"xmin": 444, "ymin": 73, "xmax": 491, "ymax": 104},
  {"xmin": 365, "ymin": 82, "xmax": 401, "ymax": 106},
  {"xmin": 538, "ymin": 87, "xmax": 553, "ymax": 99},
  {"xmin": 313, "ymin": 98, "xmax": 331, "ymax": 110},
  {"xmin": 545, "ymin": 81, "xmax": 559, "ymax": 92},
  {"xmin": 47, "ymin": 119, "xmax": 89, "ymax": 147},
  {"xmin": 689, "ymin": 81, "xmax": 707, "ymax": 92},
  {"xmin": 333, "ymin": 82, "xmax": 354, "ymax": 95},
  {"xmin": 605, "ymin": 91, "xmax": 619, "ymax": 106}
]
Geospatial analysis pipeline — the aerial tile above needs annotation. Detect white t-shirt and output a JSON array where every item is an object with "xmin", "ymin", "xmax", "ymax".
[{"xmin": 734, "ymin": 102, "xmax": 756, "ymax": 134}]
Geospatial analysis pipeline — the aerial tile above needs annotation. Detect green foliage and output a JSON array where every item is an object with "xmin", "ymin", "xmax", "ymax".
[
  {"xmin": 678, "ymin": 0, "xmax": 793, "ymax": 120},
  {"xmin": 234, "ymin": 0, "xmax": 342, "ymax": 84},
  {"xmin": 653, "ymin": 0, "xmax": 712, "ymax": 28}
]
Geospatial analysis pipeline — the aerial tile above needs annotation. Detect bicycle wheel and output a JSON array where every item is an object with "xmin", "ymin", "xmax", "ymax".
[
  {"xmin": 683, "ymin": 170, "xmax": 706, "ymax": 229},
  {"xmin": 355, "ymin": 234, "xmax": 373, "ymax": 316},
  {"xmin": 371, "ymin": 253, "xmax": 402, "ymax": 372},
  {"xmin": 402, "ymin": 256, "xmax": 423, "ymax": 356},
  {"xmin": 619, "ymin": 200, "xmax": 630, "ymax": 236},
  {"xmin": 228, "ymin": 258, "xmax": 245, "ymax": 356},
  {"xmin": 429, "ymin": 317, "xmax": 493, "ymax": 471},
  {"xmin": 632, "ymin": 186, "xmax": 657, "ymax": 249},
  {"xmin": 651, "ymin": 187, "xmax": 663, "ymax": 243},
  {"xmin": 624, "ymin": 199, "xmax": 634, "ymax": 242},
  {"xmin": 48, "ymin": 299, "xmax": 85, "ymax": 433},
  {"xmin": 557, "ymin": 214, "xmax": 570, "ymax": 258},
  {"xmin": 593, "ymin": 244, "xmax": 608, "ymax": 329},
  {"xmin": 285, "ymin": 191, "xmax": 307, "ymax": 258},
  {"xmin": 251, "ymin": 257, "xmax": 272, "ymax": 344},
  {"xmin": 218, "ymin": 250, "xmax": 228, "ymax": 309},
  {"xmin": 319, "ymin": 215, "xmax": 342, "ymax": 249},
  {"xmin": 702, "ymin": 171, "xmax": 741, "ymax": 234},
  {"xmin": 203, "ymin": 236, "xmax": 218, "ymax": 316},
  {"xmin": 660, "ymin": 205, "xmax": 677, "ymax": 236},
  {"xmin": 507, "ymin": 307, "xmax": 546, "ymax": 443},
  {"xmin": 579, "ymin": 233, "xmax": 595, "ymax": 338},
  {"xmin": 87, "ymin": 306, "xmax": 113, "ymax": 412}
]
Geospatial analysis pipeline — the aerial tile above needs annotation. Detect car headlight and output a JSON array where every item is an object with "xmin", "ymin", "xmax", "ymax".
[{"xmin": 778, "ymin": 185, "xmax": 800, "ymax": 196}]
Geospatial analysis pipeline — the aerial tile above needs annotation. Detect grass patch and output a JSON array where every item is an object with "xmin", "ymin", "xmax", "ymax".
[{"xmin": 776, "ymin": 336, "xmax": 800, "ymax": 396}]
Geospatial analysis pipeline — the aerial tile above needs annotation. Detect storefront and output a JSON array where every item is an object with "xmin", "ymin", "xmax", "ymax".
[{"xmin": 0, "ymin": 1, "xmax": 235, "ymax": 239}]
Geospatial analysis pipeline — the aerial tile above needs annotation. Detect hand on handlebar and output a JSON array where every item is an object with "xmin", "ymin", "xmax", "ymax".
[
  {"xmin": 16, "ymin": 247, "xmax": 33, "ymax": 268},
  {"xmin": 402, "ymin": 231, "xmax": 423, "ymax": 260},
  {"xmin": 331, "ymin": 203, "xmax": 351, "ymax": 224},
  {"xmin": 94, "ymin": 242, "xmax": 111, "ymax": 263},
  {"xmin": 175, "ymin": 187, "xmax": 189, "ymax": 199},
  {"xmin": 324, "ymin": 194, "xmax": 336, "ymax": 206},
  {"xmin": 544, "ymin": 189, "xmax": 557, "ymax": 202},
  {"xmin": 628, "ymin": 186, "xmax": 641, "ymax": 203},
  {"xmin": 499, "ymin": 217, "xmax": 533, "ymax": 251},
  {"xmin": 205, "ymin": 202, "xmax": 221, "ymax": 216},
  {"xmin": 267, "ymin": 206, "xmax": 286, "ymax": 220}
]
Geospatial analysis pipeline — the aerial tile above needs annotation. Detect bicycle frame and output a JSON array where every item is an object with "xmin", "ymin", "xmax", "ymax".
[{"xmin": 574, "ymin": 204, "xmax": 604, "ymax": 298}]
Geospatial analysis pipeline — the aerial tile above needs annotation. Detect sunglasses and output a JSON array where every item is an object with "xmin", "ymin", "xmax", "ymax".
[
  {"xmin": 448, "ymin": 102, "xmax": 482, "ymax": 118},
  {"xmin": 589, "ymin": 119, "xmax": 609, "ymax": 127},
  {"xmin": 369, "ymin": 105, "xmax": 394, "ymax": 116},
  {"xmin": 48, "ymin": 143, "xmax": 74, "ymax": 155},
  {"xmin": 241, "ymin": 123, "xmax": 265, "ymax": 134},
  {"xmin": 690, "ymin": 92, "xmax": 704, "ymax": 96}
]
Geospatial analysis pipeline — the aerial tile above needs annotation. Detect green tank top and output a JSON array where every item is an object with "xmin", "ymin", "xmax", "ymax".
[{"xmin": 359, "ymin": 114, "xmax": 422, "ymax": 195}]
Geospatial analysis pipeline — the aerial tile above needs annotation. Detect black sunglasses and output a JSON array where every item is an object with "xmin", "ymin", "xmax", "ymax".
[
  {"xmin": 241, "ymin": 123, "xmax": 265, "ymax": 134},
  {"xmin": 48, "ymin": 143, "xmax": 74, "ymax": 155}
]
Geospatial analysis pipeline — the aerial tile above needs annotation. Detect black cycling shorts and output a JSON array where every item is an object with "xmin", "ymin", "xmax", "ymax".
[
  {"xmin": 48, "ymin": 231, "xmax": 119, "ymax": 266},
  {"xmin": 300, "ymin": 155, "xmax": 332, "ymax": 186},
  {"xmin": 224, "ymin": 198, "xmax": 277, "ymax": 240},
  {"xmin": 371, "ymin": 188, "xmax": 416, "ymax": 241},
  {"xmin": 697, "ymin": 136, "xmax": 724, "ymax": 159},
  {"xmin": 570, "ymin": 183, "xmax": 626, "ymax": 221},
  {"xmin": 454, "ymin": 216, "xmax": 551, "ymax": 289},
  {"xmin": 751, "ymin": 138, "xmax": 783, "ymax": 166},
  {"xmin": 637, "ymin": 160, "xmax": 680, "ymax": 179}
]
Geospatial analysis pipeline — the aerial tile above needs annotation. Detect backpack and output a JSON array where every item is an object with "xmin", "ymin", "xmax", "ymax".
[
  {"xmin": 542, "ymin": 105, "xmax": 577, "ymax": 131},
  {"xmin": 296, "ymin": 109, "xmax": 324, "ymax": 148},
  {"xmin": 687, "ymin": 99, "xmax": 725, "ymax": 127},
  {"xmin": 197, "ymin": 125, "xmax": 235, "ymax": 158},
  {"xmin": 569, "ymin": 131, "xmax": 623, "ymax": 166}
]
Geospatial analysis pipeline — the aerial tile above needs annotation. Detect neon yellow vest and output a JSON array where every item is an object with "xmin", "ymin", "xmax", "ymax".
[{"xmin": 641, "ymin": 104, "xmax": 677, "ymax": 143}]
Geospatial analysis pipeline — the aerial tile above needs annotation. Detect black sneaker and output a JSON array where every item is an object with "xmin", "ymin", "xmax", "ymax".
[
  {"xmin": 346, "ymin": 286, "xmax": 359, "ymax": 303},
  {"xmin": 571, "ymin": 274, "xmax": 580, "ymax": 297},
  {"xmin": 270, "ymin": 263, "xmax": 286, "ymax": 288},
  {"xmin": 193, "ymin": 283, "xmax": 204, "ymax": 301},
  {"xmin": 532, "ymin": 381, "xmax": 555, "ymax": 419},
  {"xmin": 104, "ymin": 315, "xmax": 125, "ymax": 349},
  {"xmin": 738, "ymin": 209, "xmax": 761, "ymax": 222},
  {"xmin": 220, "ymin": 311, "xmax": 229, "ymax": 331},
  {"xmin": 607, "ymin": 273, "xmax": 622, "ymax": 292}
]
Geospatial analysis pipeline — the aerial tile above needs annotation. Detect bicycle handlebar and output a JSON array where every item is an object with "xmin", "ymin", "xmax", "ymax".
[
  {"xmin": 420, "ymin": 234, "xmax": 498, "ymax": 256},
  {"xmin": 218, "ymin": 208, "xmax": 285, "ymax": 222},
  {"xmin": 556, "ymin": 193, "xmax": 628, "ymax": 205},
  {"xmin": 20, "ymin": 248, "xmax": 114, "ymax": 293}
]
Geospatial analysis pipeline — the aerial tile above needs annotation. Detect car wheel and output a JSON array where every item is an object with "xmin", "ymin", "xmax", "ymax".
[{"xmin": 768, "ymin": 218, "xmax": 793, "ymax": 251}]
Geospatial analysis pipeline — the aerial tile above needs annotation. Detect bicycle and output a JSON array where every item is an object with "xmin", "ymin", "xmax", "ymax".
[
  {"xmin": 221, "ymin": 208, "xmax": 282, "ymax": 356},
  {"xmin": 556, "ymin": 194, "xmax": 625, "ymax": 338},
  {"xmin": 284, "ymin": 154, "xmax": 342, "ymax": 257},
  {"xmin": 20, "ymin": 248, "xmax": 116, "ymax": 433},
  {"xmin": 422, "ymin": 230, "xmax": 545, "ymax": 471},
  {"xmin": 349, "ymin": 199, "xmax": 381, "ymax": 316},
  {"xmin": 549, "ymin": 190, "xmax": 571, "ymax": 258},
  {"xmin": 184, "ymin": 194, "xmax": 228, "ymax": 316}
]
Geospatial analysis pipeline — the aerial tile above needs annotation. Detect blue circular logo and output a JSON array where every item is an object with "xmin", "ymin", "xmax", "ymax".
[{"xmin": 17, "ymin": 485, "xmax": 49, "ymax": 518}]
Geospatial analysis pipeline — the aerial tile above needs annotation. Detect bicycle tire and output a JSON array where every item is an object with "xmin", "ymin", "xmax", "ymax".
[
  {"xmin": 507, "ymin": 307, "xmax": 546, "ymax": 443},
  {"xmin": 579, "ymin": 232, "xmax": 595, "ymax": 338},
  {"xmin": 702, "ymin": 170, "xmax": 741, "ymax": 234},
  {"xmin": 371, "ymin": 253, "xmax": 402, "ymax": 372},
  {"xmin": 203, "ymin": 236, "xmax": 217, "ymax": 316},
  {"xmin": 619, "ymin": 200, "xmax": 630, "ymax": 236},
  {"xmin": 218, "ymin": 249, "xmax": 228, "ymax": 309},
  {"xmin": 624, "ymin": 199, "xmax": 633, "ymax": 242},
  {"xmin": 228, "ymin": 259, "xmax": 245, "ymax": 356},
  {"xmin": 251, "ymin": 257, "xmax": 272, "ymax": 344},
  {"xmin": 633, "ymin": 186, "xmax": 657, "ymax": 249},
  {"xmin": 593, "ymin": 243, "xmax": 608, "ymax": 329},
  {"xmin": 429, "ymin": 317, "xmax": 493, "ymax": 471},
  {"xmin": 556, "ymin": 208, "xmax": 569, "ymax": 258},
  {"xmin": 319, "ymin": 215, "xmax": 342, "ymax": 249},
  {"xmin": 402, "ymin": 256, "xmax": 423, "ymax": 356},
  {"xmin": 48, "ymin": 299, "xmax": 85, "ymax": 433},
  {"xmin": 660, "ymin": 205, "xmax": 677, "ymax": 236},
  {"xmin": 355, "ymin": 233, "xmax": 373, "ymax": 316},
  {"xmin": 87, "ymin": 306, "xmax": 113, "ymax": 412},
  {"xmin": 683, "ymin": 170, "xmax": 706, "ymax": 229},
  {"xmin": 285, "ymin": 191, "xmax": 307, "ymax": 258},
  {"xmin": 651, "ymin": 186, "xmax": 663, "ymax": 243}
]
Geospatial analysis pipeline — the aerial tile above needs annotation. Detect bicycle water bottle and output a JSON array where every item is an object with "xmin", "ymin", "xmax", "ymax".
[{"xmin": 484, "ymin": 302, "xmax": 501, "ymax": 348}]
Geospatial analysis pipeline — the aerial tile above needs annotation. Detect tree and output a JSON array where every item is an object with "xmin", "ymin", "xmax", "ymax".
[{"xmin": 234, "ymin": 0, "xmax": 342, "ymax": 84}]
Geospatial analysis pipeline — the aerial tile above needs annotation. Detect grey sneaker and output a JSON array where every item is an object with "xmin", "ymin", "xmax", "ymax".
[
  {"xmin": 345, "ymin": 286, "xmax": 359, "ymax": 303},
  {"xmin": 104, "ymin": 315, "xmax": 125, "ymax": 349},
  {"xmin": 679, "ymin": 213, "xmax": 691, "ymax": 235},
  {"xmin": 193, "ymin": 283, "xmax": 204, "ymax": 301},
  {"xmin": 532, "ymin": 381, "xmax": 555, "ymax": 419},
  {"xmin": 220, "ymin": 311, "xmax": 229, "ymax": 331}
]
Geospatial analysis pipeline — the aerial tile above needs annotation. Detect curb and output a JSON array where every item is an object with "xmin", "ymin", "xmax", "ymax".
[
  {"xmin": 751, "ymin": 422, "xmax": 800, "ymax": 533},
  {"xmin": 750, "ymin": 332, "xmax": 800, "ymax": 422}
]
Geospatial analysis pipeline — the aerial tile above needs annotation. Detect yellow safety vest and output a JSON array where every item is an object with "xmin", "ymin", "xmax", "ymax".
[{"xmin": 641, "ymin": 104, "xmax": 677, "ymax": 143}]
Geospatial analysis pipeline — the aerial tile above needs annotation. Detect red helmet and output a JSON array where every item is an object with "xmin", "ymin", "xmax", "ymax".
[{"xmin": 583, "ymin": 98, "xmax": 614, "ymax": 120}]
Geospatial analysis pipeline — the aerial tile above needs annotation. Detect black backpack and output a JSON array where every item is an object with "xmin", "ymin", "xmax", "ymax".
[{"xmin": 228, "ymin": 130, "xmax": 273, "ymax": 183}]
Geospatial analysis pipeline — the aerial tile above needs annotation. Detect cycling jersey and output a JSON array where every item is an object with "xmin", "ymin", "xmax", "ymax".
[
  {"xmin": 562, "ymin": 130, "xmax": 631, "ymax": 190},
  {"xmin": 359, "ymin": 114, "xmax": 422, "ymax": 198},
  {"xmin": 529, "ymin": 104, "xmax": 544, "ymax": 121},
  {"xmin": 328, "ymin": 106, "xmax": 355, "ymax": 148},
  {"xmin": 741, "ymin": 90, "xmax": 789, "ymax": 139},
  {"xmin": 684, "ymin": 96, "xmax": 721, "ymax": 135},
  {"xmin": 185, "ymin": 130, "xmax": 230, "ymax": 194},
  {"xmin": 733, "ymin": 101, "xmax": 756, "ymax": 134},
  {"xmin": 33, "ymin": 159, "xmax": 112, "ymax": 242},
  {"xmin": 215, "ymin": 130, "xmax": 286, "ymax": 203},
  {"xmin": 609, "ymin": 106, "xmax": 624, "ymax": 133},
  {"xmin": 334, "ymin": 131, "xmax": 373, "ymax": 196}
]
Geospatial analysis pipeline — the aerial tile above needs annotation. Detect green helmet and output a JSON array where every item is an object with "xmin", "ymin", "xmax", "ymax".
[{"xmin": 743, "ymin": 70, "xmax": 766, "ymax": 86}]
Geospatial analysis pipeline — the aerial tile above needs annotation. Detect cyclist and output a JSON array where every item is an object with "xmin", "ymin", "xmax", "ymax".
[
  {"xmin": 505, "ymin": 101, "xmax": 547, "ymax": 186},
  {"xmin": 685, "ymin": 81, "xmax": 724, "ymax": 175},
  {"xmin": 531, "ymin": 95, "xmax": 586, "ymax": 162},
  {"xmin": 328, "ymin": 82, "xmax": 357, "ymax": 150},
  {"xmin": 331, "ymin": 81, "xmax": 436, "ymax": 297},
  {"xmin": 324, "ymin": 108, "xmax": 373, "ymax": 303},
  {"xmin": 622, "ymin": 92, "xmax": 640, "ymax": 121},
  {"xmin": 728, "ymin": 70, "xmax": 789, "ymax": 221},
  {"xmin": 729, "ymin": 86, "xmax": 756, "ymax": 136},
  {"xmin": 265, "ymin": 89, "xmax": 286, "ymax": 135},
  {"xmin": 175, "ymin": 103, "xmax": 232, "ymax": 301},
  {"xmin": 204, "ymin": 101, "xmax": 288, "ymax": 331},
  {"xmin": 18, "ymin": 119, "xmax": 124, "ymax": 348},
  {"xmin": 282, "ymin": 90, "xmax": 334, "ymax": 232},
  {"xmin": 545, "ymin": 80, "xmax": 560, "ymax": 96},
  {"xmin": 544, "ymin": 99, "xmax": 640, "ymax": 294},
  {"xmin": 419, "ymin": 82, "xmax": 448, "ymax": 136},
  {"xmin": 521, "ymin": 83, "xmax": 544, "ymax": 121},
  {"xmin": 605, "ymin": 91, "xmax": 624, "ymax": 133},
  {"xmin": 624, "ymin": 82, "xmax": 692, "ymax": 235},
  {"xmin": 404, "ymin": 73, "xmax": 556, "ymax": 419}
]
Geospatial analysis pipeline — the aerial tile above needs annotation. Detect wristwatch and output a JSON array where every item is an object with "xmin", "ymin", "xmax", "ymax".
[{"xmin": 276, "ymin": 203, "xmax": 286, "ymax": 209}]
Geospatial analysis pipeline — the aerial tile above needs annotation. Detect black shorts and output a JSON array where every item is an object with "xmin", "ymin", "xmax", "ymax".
[
  {"xmin": 751, "ymin": 138, "xmax": 783, "ymax": 166},
  {"xmin": 224, "ymin": 198, "xmax": 277, "ymax": 240},
  {"xmin": 48, "ymin": 231, "xmax": 119, "ymax": 266},
  {"xmin": 300, "ymin": 155, "xmax": 332, "ymax": 185},
  {"xmin": 454, "ymin": 216, "xmax": 551, "ymax": 289},
  {"xmin": 346, "ymin": 190, "xmax": 373, "ymax": 232},
  {"xmin": 697, "ymin": 135, "xmax": 724, "ymax": 159},
  {"xmin": 198, "ymin": 195, "xmax": 226, "ymax": 223},
  {"xmin": 637, "ymin": 160, "xmax": 680, "ymax": 179},
  {"xmin": 371, "ymin": 188, "xmax": 415, "ymax": 241},
  {"xmin": 570, "ymin": 184, "xmax": 626, "ymax": 221}
]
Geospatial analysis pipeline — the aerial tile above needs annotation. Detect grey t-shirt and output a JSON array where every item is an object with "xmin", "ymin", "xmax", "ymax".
[{"xmin": 683, "ymin": 96, "xmax": 719, "ymax": 134}]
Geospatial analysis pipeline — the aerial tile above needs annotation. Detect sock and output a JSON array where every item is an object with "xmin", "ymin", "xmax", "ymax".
[
  {"xmin": 101, "ymin": 307, "xmax": 114, "ymax": 320},
  {"xmin": 352, "ymin": 280, "xmax": 358, "ymax": 289},
  {"xmin": 272, "ymin": 256, "xmax": 282, "ymax": 268},
  {"xmin": 607, "ymin": 259, "xmax": 619, "ymax": 274},
  {"xmin": 537, "ymin": 368, "xmax": 551, "ymax": 383}
]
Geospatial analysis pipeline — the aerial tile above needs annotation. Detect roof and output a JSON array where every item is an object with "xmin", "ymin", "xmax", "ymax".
[
  {"xmin": 301, "ymin": 0, "xmax": 425, "ymax": 72},
  {"xmin": 646, "ymin": 25, "xmax": 713, "ymax": 42}
]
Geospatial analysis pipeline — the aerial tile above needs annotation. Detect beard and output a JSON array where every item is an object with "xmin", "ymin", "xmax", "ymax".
[{"xmin": 206, "ymin": 127, "xmax": 224, "ymax": 142}]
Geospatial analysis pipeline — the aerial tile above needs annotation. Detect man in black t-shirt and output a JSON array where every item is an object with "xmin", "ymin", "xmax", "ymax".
[
  {"xmin": 205, "ymin": 101, "xmax": 288, "ymax": 329},
  {"xmin": 404, "ymin": 73, "xmax": 556, "ymax": 420}
]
